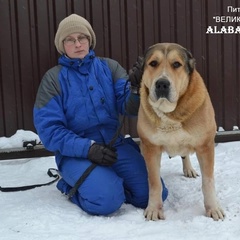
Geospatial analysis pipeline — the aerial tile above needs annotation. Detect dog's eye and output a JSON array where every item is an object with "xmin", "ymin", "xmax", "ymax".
[
  {"xmin": 149, "ymin": 60, "xmax": 158, "ymax": 67},
  {"xmin": 172, "ymin": 61, "xmax": 182, "ymax": 69}
]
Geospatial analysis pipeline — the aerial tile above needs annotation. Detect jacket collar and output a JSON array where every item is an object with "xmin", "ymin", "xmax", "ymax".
[{"xmin": 58, "ymin": 50, "xmax": 96, "ymax": 71}]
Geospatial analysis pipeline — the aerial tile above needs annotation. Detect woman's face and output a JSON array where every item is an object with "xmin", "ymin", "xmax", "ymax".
[{"xmin": 63, "ymin": 33, "xmax": 90, "ymax": 59}]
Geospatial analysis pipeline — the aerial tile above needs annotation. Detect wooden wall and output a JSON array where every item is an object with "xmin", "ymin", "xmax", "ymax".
[{"xmin": 0, "ymin": 0, "xmax": 239, "ymax": 138}]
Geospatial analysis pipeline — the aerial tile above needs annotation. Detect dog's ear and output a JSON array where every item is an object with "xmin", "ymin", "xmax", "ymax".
[
  {"xmin": 142, "ymin": 47, "xmax": 151, "ymax": 69},
  {"xmin": 185, "ymin": 49, "xmax": 196, "ymax": 74}
]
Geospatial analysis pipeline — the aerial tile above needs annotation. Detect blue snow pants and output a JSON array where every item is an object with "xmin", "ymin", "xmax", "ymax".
[{"xmin": 57, "ymin": 138, "xmax": 168, "ymax": 215}]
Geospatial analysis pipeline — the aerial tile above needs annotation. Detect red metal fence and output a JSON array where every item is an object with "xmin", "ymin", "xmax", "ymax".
[{"xmin": 0, "ymin": 0, "xmax": 240, "ymax": 138}]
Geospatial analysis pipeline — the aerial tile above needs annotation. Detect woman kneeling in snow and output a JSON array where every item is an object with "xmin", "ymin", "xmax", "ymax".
[{"xmin": 33, "ymin": 14, "xmax": 168, "ymax": 216}]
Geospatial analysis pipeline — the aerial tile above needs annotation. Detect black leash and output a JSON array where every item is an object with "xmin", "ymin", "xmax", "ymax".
[
  {"xmin": 0, "ymin": 80, "xmax": 130, "ymax": 194},
  {"xmin": 67, "ymin": 112, "xmax": 126, "ymax": 199},
  {"xmin": 0, "ymin": 168, "xmax": 60, "ymax": 192},
  {"xmin": 0, "ymin": 122, "xmax": 122, "ymax": 194},
  {"xmin": 68, "ymin": 163, "xmax": 97, "ymax": 199},
  {"xmin": 67, "ymin": 115, "xmax": 126, "ymax": 199}
]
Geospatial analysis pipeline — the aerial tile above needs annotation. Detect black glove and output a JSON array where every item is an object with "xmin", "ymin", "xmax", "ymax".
[
  {"xmin": 129, "ymin": 56, "xmax": 144, "ymax": 94},
  {"xmin": 87, "ymin": 143, "xmax": 117, "ymax": 166}
]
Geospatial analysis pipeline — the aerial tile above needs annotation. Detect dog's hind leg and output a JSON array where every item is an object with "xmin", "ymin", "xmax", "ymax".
[{"xmin": 181, "ymin": 156, "xmax": 199, "ymax": 178}]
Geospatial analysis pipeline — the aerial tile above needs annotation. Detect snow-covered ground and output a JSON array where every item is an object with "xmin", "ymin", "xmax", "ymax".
[{"xmin": 0, "ymin": 130, "xmax": 240, "ymax": 240}]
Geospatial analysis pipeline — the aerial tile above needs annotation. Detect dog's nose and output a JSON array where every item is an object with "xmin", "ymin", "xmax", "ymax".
[{"xmin": 155, "ymin": 78, "xmax": 170, "ymax": 99}]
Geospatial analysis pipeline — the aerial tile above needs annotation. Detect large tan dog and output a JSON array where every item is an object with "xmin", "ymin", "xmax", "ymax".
[{"xmin": 137, "ymin": 43, "xmax": 225, "ymax": 221}]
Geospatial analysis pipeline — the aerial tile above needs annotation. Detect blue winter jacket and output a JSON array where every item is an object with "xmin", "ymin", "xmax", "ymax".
[{"xmin": 34, "ymin": 50, "xmax": 139, "ymax": 166}]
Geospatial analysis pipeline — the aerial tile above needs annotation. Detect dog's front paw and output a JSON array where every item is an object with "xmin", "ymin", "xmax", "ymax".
[
  {"xmin": 206, "ymin": 206, "xmax": 225, "ymax": 221},
  {"xmin": 144, "ymin": 206, "xmax": 165, "ymax": 221}
]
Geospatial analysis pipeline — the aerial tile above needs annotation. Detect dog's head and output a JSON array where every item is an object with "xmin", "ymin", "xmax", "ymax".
[{"xmin": 141, "ymin": 43, "xmax": 195, "ymax": 113}]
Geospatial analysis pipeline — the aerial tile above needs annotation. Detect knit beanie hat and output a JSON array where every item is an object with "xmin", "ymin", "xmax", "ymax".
[{"xmin": 54, "ymin": 14, "xmax": 96, "ymax": 54}]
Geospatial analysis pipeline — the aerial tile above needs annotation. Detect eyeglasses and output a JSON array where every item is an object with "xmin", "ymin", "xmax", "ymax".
[{"xmin": 63, "ymin": 35, "xmax": 89, "ymax": 46}]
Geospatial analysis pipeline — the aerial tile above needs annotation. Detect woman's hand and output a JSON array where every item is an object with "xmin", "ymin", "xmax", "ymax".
[{"xmin": 87, "ymin": 143, "xmax": 117, "ymax": 166}]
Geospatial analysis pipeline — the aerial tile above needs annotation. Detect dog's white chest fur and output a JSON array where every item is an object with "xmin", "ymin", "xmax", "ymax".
[
  {"xmin": 146, "ymin": 111, "xmax": 196, "ymax": 157},
  {"xmin": 149, "ymin": 126, "xmax": 195, "ymax": 157}
]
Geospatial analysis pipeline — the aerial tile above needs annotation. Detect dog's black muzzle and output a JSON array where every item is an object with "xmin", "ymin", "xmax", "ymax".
[{"xmin": 155, "ymin": 78, "xmax": 170, "ymax": 99}]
